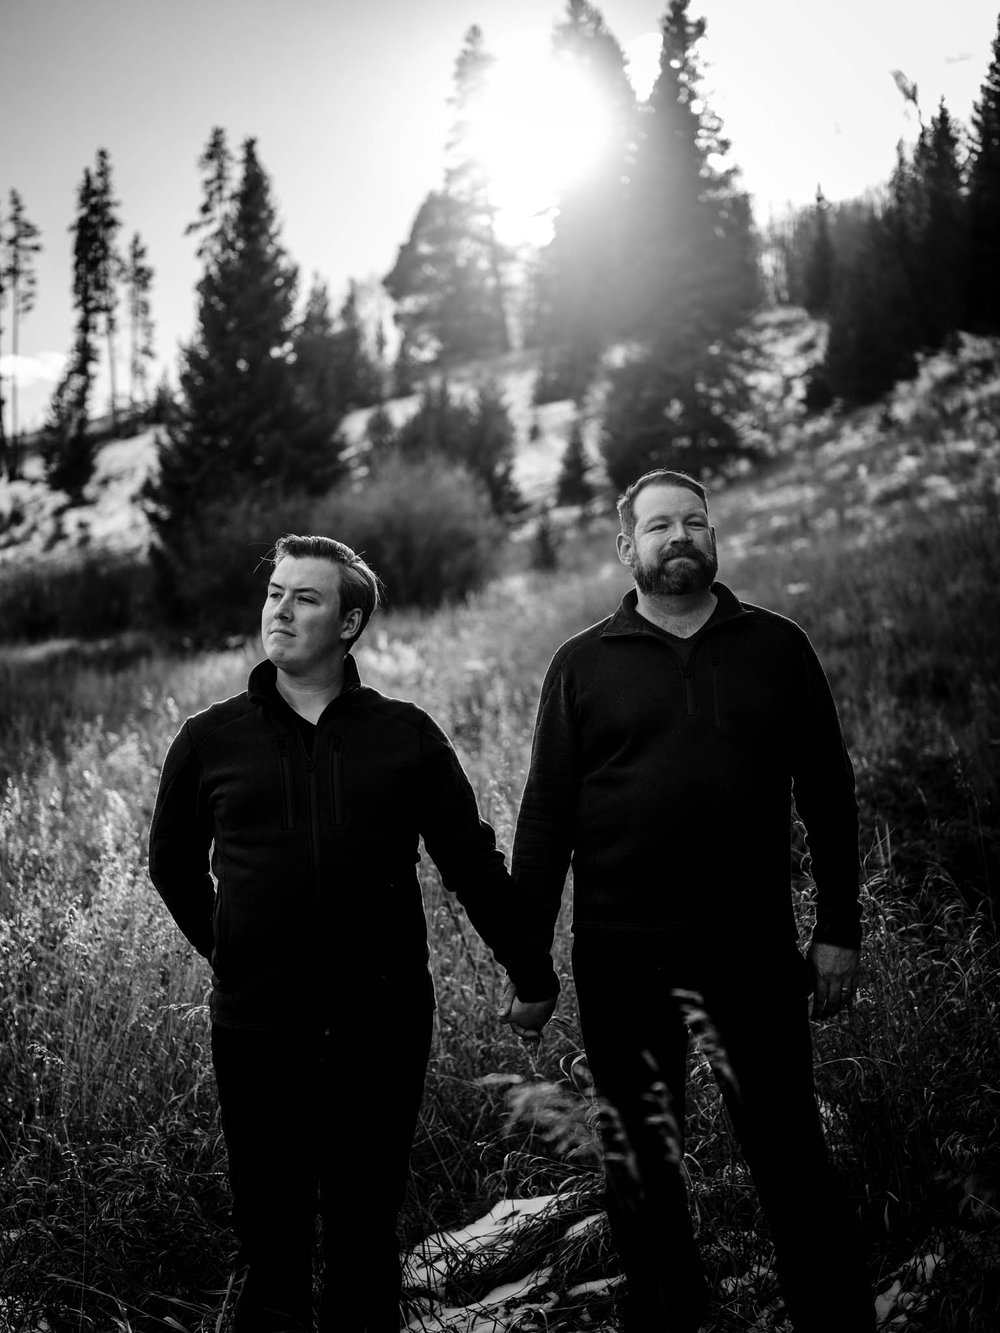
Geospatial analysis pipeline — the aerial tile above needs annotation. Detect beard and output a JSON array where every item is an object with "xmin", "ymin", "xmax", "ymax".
[{"xmin": 632, "ymin": 542, "xmax": 718, "ymax": 596}]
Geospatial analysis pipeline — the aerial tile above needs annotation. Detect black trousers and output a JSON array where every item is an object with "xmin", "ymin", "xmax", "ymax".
[
  {"xmin": 211, "ymin": 971, "xmax": 434, "ymax": 1333},
  {"xmin": 572, "ymin": 931, "xmax": 875, "ymax": 1333}
]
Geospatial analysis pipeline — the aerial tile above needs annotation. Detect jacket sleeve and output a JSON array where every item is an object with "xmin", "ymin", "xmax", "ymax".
[
  {"xmin": 147, "ymin": 721, "xmax": 216, "ymax": 960},
  {"xmin": 509, "ymin": 652, "xmax": 578, "ymax": 957},
  {"xmin": 417, "ymin": 715, "xmax": 559, "ymax": 1003},
  {"xmin": 790, "ymin": 637, "xmax": 863, "ymax": 949}
]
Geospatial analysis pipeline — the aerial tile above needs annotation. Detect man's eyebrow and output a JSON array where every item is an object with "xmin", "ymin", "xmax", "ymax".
[
  {"xmin": 267, "ymin": 580, "xmax": 325, "ymax": 595},
  {"xmin": 641, "ymin": 508, "xmax": 708, "ymax": 523}
]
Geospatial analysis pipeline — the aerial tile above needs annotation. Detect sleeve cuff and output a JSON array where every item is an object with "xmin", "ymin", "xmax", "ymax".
[{"xmin": 505, "ymin": 957, "xmax": 561, "ymax": 1003}]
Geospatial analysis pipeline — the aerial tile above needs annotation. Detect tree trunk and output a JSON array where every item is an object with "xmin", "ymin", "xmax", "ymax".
[{"xmin": 106, "ymin": 320, "xmax": 118, "ymax": 427}]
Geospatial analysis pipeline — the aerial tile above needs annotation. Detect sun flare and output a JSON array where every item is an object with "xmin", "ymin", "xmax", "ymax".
[{"xmin": 462, "ymin": 40, "xmax": 617, "ymax": 245}]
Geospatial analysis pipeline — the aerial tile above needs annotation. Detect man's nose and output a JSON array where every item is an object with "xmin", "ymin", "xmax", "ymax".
[{"xmin": 274, "ymin": 596, "xmax": 293, "ymax": 619}]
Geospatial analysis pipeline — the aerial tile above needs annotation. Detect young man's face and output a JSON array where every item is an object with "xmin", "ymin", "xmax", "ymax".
[
  {"xmin": 261, "ymin": 555, "xmax": 357, "ymax": 676},
  {"xmin": 617, "ymin": 483, "xmax": 718, "ymax": 595}
]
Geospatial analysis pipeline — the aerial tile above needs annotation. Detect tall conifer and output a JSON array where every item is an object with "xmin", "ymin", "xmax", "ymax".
[
  {"xmin": 823, "ymin": 207, "xmax": 917, "ymax": 405},
  {"xmin": 966, "ymin": 14, "xmax": 1000, "ymax": 331},
  {"xmin": 0, "ymin": 189, "xmax": 42, "ymax": 478},
  {"xmin": 601, "ymin": 0, "xmax": 760, "ymax": 487},
  {"xmin": 385, "ymin": 27, "xmax": 512, "ymax": 368},
  {"xmin": 913, "ymin": 103, "xmax": 965, "ymax": 348},
  {"xmin": 91, "ymin": 149, "xmax": 122, "ymax": 425},
  {"xmin": 124, "ymin": 232, "xmax": 155, "ymax": 413},
  {"xmin": 44, "ymin": 167, "xmax": 102, "ymax": 498},
  {"xmin": 532, "ymin": 0, "xmax": 635, "ymax": 403},
  {"xmin": 803, "ymin": 187, "xmax": 835, "ymax": 316},
  {"xmin": 147, "ymin": 135, "xmax": 338, "ymax": 624}
]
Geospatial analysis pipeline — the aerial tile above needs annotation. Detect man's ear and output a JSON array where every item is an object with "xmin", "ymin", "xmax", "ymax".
[
  {"xmin": 615, "ymin": 531, "xmax": 634, "ymax": 570},
  {"xmin": 341, "ymin": 608, "xmax": 362, "ymax": 641}
]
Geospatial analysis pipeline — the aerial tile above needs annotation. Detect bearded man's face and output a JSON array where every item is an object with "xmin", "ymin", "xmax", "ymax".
[{"xmin": 619, "ymin": 483, "xmax": 718, "ymax": 596}]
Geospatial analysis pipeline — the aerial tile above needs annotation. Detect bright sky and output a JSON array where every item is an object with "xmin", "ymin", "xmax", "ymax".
[{"xmin": 1, "ymin": 0, "xmax": 995, "ymax": 431}]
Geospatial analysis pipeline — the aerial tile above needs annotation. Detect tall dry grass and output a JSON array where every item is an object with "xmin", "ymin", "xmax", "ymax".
[{"xmin": 1, "ymin": 481, "xmax": 998, "ymax": 1329}]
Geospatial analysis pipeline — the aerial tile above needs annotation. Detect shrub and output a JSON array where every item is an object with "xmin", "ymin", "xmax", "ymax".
[
  {"xmin": 0, "ymin": 551, "xmax": 153, "ymax": 644},
  {"xmin": 393, "ymin": 380, "xmax": 523, "ymax": 516},
  {"xmin": 148, "ymin": 487, "xmax": 316, "ymax": 644},
  {"xmin": 600, "ymin": 355, "xmax": 754, "ymax": 493},
  {"xmin": 310, "ymin": 452, "xmax": 503, "ymax": 610}
]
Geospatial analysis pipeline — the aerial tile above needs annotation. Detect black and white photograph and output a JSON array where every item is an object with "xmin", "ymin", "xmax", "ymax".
[{"xmin": 1, "ymin": 2, "xmax": 998, "ymax": 1330}]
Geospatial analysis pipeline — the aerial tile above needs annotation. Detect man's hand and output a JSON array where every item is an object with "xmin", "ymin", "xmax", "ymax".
[
  {"xmin": 808, "ymin": 941, "xmax": 860, "ymax": 1020},
  {"xmin": 498, "ymin": 978, "xmax": 557, "ymax": 1044}
]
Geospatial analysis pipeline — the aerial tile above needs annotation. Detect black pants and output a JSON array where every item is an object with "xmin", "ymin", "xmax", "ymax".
[
  {"xmin": 572, "ymin": 932, "xmax": 874, "ymax": 1333},
  {"xmin": 211, "ymin": 972, "xmax": 434, "ymax": 1333}
]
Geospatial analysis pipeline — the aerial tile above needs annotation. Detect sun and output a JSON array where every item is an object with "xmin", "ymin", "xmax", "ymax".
[{"xmin": 460, "ymin": 34, "xmax": 618, "ymax": 246}]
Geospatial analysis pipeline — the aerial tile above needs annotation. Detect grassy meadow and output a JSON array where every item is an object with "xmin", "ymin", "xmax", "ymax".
[{"xmin": 2, "ymin": 350, "xmax": 999, "ymax": 1331}]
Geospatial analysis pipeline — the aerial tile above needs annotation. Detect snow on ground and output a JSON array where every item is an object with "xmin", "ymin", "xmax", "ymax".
[
  {"xmin": 402, "ymin": 1195, "xmax": 611, "ymax": 1333},
  {"xmin": 400, "ymin": 1193, "xmax": 963, "ymax": 1331},
  {"xmin": 337, "ymin": 349, "xmax": 594, "ymax": 508},
  {"xmin": 2, "ymin": 316, "xmax": 996, "ymax": 587},
  {"xmin": 0, "ymin": 428, "xmax": 157, "ymax": 564}
]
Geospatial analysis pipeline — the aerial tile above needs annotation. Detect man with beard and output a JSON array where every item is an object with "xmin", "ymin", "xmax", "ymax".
[{"xmin": 507, "ymin": 471, "xmax": 874, "ymax": 1333}]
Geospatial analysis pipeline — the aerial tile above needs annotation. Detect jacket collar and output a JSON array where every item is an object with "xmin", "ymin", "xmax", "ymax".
[
  {"xmin": 247, "ymin": 652, "xmax": 362, "ymax": 706},
  {"xmin": 602, "ymin": 583, "xmax": 747, "ymax": 638}
]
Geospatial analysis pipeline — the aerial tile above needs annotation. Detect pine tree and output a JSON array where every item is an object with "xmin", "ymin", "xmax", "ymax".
[
  {"xmin": 184, "ymin": 126, "xmax": 235, "ymax": 261},
  {"xmin": 147, "ymin": 136, "xmax": 339, "ymax": 625},
  {"xmin": 443, "ymin": 25, "xmax": 511, "ymax": 353},
  {"xmin": 364, "ymin": 403, "xmax": 398, "ymax": 462},
  {"xmin": 912, "ymin": 102, "xmax": 965, "ymax": 348},
  {"xmin": 290, "ymin": 277, "xmax": 380, "ymax": 471},
  {"xmin": 556, "ymin": 418, "xmax": 594, "ymax": 505},
  {"xmin": 124, "ymin": 232, "xmax": 155, "ymax": 415},
  {"xmin": 625, "ymin": 0, "xmax": 759, "ymax": 345},
  {"xmin": 291, "ymin": 276, "xmax": 350, "ymax": 452},
  {"xmin": 393, "ymin": 379, "xmax": 521, "ymax": 516},
  {"xmin": 329, "ymin": 280, "xmax": 384, "ymax": 412},
  {"xmin": 966, "ymin": 14, "xmax": 1000, "ymax": 332},
  {"xmin": 601, "ymin": 0, "xmax": 761, "ymax": 487},
  {"xmin": 823, "ymin": 208, "xmax": 917, "ymax": 405},
  {"xmin": 802, "ymin": 187, "xmax": 835, "ymax": 316},
  {"xmin": 531, "ymin": 502, "xmax": 562, "ymax": 570},
  {"xmin": 91, "ymin": 149, "xmax": 122, "ymax": 425},
  {"xmin": 0, "ymin": 189, "xmax": 42, "ymax": 479},
  {"xmin": 0, "ymin": 199, "xmax": 6, "ymax": 473},
  {"xmin": 532, "ymin": 0, "xmax": 636, "ymax": 403},
  {"xmin": 44, "ymin": 167, "xmax": 102, "ymax": 499},
  {"xmin": 385, "ymin": 27, "xmax": 512, "ymax": 366}
]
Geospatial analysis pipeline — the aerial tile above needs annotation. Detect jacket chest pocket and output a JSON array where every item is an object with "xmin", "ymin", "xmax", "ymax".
[
  {"xmin": 330, "ymin": 734, "xmax": 344, "ymax": 826},
  {"xmin": 275, "ymin": 737, "xmax": 296, "ymax": 830}
]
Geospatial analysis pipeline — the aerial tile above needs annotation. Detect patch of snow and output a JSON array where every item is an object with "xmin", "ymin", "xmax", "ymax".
[
  {"xmin": 0, "ymin": 429, "xmax": 157, "ymax": 564},
  {"xmin": 564, "ymin": 1274, "xmax": 622, "ymax": 1299},
  {"xmin": 404, "ymin": 1195, "xmax": 558, "ymax": 1295},
  {"xmin": 874, "ymin": 1246, "xmax": 946, "ymax": 1329}
]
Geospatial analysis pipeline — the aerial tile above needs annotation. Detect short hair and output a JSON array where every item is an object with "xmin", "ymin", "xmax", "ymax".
[
  {"xmin": 270, "ymin": 534, "xmax": 382, "ymax": 644},
  {"xmin": 616, "ymin": 470, "xmax": 709, "ymax": 538}
]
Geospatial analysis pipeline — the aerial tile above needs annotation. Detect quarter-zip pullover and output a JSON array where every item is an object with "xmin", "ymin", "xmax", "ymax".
[
  {"xmin": 148, "ymin": 655, "xmax": 559, "ymax": 1029},
  {"xmin": 511, "ymin": 584, "xmax": 861, "ymax": 954}
]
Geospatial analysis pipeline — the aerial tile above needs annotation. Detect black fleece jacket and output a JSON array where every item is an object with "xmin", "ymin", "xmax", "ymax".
[
  {"xmin": 148, "ymin": 656, "xmax": 559, "ymax": 1029},
  {"xmin": 511, "ymin": 584, "xmax": 862, "ymax": 956}
]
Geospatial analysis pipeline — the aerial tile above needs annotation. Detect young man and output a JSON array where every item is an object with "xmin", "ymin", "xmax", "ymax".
[
  {"xmin": 510, "ymin": 471, "xmax": 874, "ymax": 1333},
  {"xmin": 148, "ymin": 534, "xmax": 557, "ymax": 1333}
]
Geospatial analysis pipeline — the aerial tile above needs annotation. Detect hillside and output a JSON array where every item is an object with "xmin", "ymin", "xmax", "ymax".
[
  {"xmin": 0, "ymin": 308, "xmax": 826, "ymax": 569},
  {"xmin": 0, "ymin": 306, "xmax": 997, "ymax": 612}
]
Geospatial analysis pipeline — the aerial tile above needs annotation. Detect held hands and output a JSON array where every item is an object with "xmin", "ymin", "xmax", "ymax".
[
  {"xmin": 808, "ymin": 940, "xmax": 861, "ymax": 1020},
  {"xmin": 498, "ymin": 978, "xmax": 557, "ymax": 1045}
]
